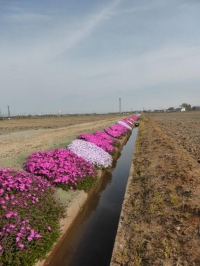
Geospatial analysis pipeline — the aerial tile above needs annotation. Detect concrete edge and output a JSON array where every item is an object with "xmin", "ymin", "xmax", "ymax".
[{"xmin": 34, "ymin": 189, "xmax": 88, "ymax": 266}]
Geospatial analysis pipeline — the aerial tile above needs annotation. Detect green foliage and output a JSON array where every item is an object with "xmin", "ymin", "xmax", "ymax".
[
  {"xmin": 154, "ymin": 192, "xmax": 164, "ymax": 205},
  {"xmin": 181, "ymin": 103, "xmax": 191, "ymax": 110},
  {"xmin": 170, "ymin": 194, "xmax": 179, "ymax": 205},
  {"xmin": 57, "ymin": 175, "xmax": 98, "ymax": 192},
  {"xmin": 75, "ymin": 176, "xmax": 98, "ymax": 192}
]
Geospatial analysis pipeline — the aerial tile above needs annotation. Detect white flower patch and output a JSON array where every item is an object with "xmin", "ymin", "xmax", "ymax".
[
  {"xmin": 117, "ymin": 121, "xmax": 132, "ymax": 130},
  {"xmin": 67, "ymin": 139, "xmax": 112, "ymax": 168}
]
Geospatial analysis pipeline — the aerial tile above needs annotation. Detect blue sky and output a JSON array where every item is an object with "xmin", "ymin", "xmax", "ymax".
[{"xmin": 0, "ymin": 0, "xmax": 200, "ymax": 115}]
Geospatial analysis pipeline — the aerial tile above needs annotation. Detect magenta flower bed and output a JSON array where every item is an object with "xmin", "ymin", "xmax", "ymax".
[
  {"xmin": 104, "ymin": 123, "xmax": 129, "ymax": 138},
  {"xmin": 104, "ymin": 128, "xmax": 122, "ymax": 138},
  {"xmin": 123, "ymin": 118, "xmax": 133, "ymax": 125},
  {"xmin": 0, "ymin": 168, "xmax": 64, "ymax": 265},
  {"xmin": 130, "ymin": 115, "xmax": 139, "ymax": 121},
  {"xmin": 93, "ymin": 131, "xmax": 120, "ymax": 146},
  {"xmin": 117, "ymin": 120, "xmax": 132, "ymax": 130},
  {"xmin": 78, "ymin": 133, "xmax": 115, "ymax": 153},
  {"xmin": 24, "ymin": 148, "xmax": 97, "ymax": 189},
  {"xmin": 110, "ymin": 124, "xmax": 130, "ymax": 133}
]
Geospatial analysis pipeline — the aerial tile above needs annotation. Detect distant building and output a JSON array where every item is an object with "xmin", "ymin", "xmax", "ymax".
[{"xmin": 181, "ymin": 107, "xmax": 186, "ymax": 112}]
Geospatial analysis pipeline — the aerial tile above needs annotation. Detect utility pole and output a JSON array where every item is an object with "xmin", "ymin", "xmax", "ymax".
[
  {"xmin": 8, "ymin": 105, "xmax": 10, "ymax": 118},
  {"xmin": 119, "ymin": 98, "xmax": 122, "ymax": 113}
]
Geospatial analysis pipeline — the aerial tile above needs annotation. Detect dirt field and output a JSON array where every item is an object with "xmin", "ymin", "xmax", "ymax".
[
  {"xmin": 0, "ymin": 114, "xmax": 129, "ymax": 169},
  {"xmin": 111, "ymin": 112, "xmax": 200, "ymax": 265},
  {"xmin": 148, "ymin": 112, "xmax": 200, "ymax": 163}
]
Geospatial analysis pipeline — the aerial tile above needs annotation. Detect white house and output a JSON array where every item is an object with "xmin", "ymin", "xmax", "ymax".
[{"xmin": 181, "ymin": 107, "xmax": 186, "ymax": 112}]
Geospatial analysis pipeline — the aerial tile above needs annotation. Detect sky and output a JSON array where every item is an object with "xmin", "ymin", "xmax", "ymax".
[{"xmin": 0, "ymin": 0, "xmax": 200, "ymax": 115}]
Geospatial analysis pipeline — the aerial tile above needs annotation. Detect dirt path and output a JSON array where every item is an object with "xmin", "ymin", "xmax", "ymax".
[{"xmin": 0, "ymin": 115, "xmax": 127, "ymax": 169}]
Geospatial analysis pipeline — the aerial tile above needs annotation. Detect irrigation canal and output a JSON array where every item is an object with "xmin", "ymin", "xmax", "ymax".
[{"xmin": 46, "ymin": 128, "xmax": 138, "ymax": 266}]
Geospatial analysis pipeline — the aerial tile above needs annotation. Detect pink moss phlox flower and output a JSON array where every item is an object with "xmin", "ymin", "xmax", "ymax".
[
  {"xmin": 130, "ymin": 115, "xmax": 139, "ymax": 121},
  {"xmin": 0, "ymin": 168, "xmax": 50, "ymax": 194},
  {"xmin": 104, "ymin": 128, "xmax": 122, "ymax": 138},
  {"xmin": 117, "ymin": 120, "xmax": 132, "ymax": 130},
  {"xmin": 0, "ymin": 167, "xmax": 55, "ymax": 255},
  {"xmin": 18, "ymin": 243, "xmax": 24, "ymax": 249},
  {"xmin": 24, "ymin": 149, "xmax": 96, "ymax": 186},
  {"xmin": 93, "ymin": 131, "xmax": 119, "ymax": 146},
  {"xmin": 27, "ymin": 236, "xmax": 33, "ymax": 241},
  {"xmin": 110, "ymin": 124, "xmax": 129, "ymax": 133},
  {"xmin": 9, "ymin": 224, "xmax": 15, "ymax": 229},
  {"xmin": 47, "ymin": 225, "xmax": 51, "ymax": 231},
  {"xmin": 104, "ymin": 123, "xmax": 129, "ymax": 138},
  {"xmin": 30, "ymin": 229, "xmax": 35, "ymax": 237},
  {"xmin": 34, "ymin": 233, "xmax": 42, "ymax": 239},
  {"xmin": 78, "ymin": 133, "xmax": 115, "ymax": 153},
  {"xmin": 16, "ymin": 237, "xmax": 20, "ymax": 243},
  {"xmin": 122, "ymin": 118, "xmax": 133, "ymax": 125},
  {"xmin": 5, "ymin": 212, "xmax": 13, "ymax": 219}
]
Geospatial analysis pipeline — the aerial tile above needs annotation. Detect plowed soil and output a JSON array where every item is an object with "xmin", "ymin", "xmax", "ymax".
[
  {"xmin": 148, "ymin": 112, "xmax": 200, "ymax": 163},
  {"xmin": 111, "ymin": 112, "xmax": 200, "ymax": 266}
]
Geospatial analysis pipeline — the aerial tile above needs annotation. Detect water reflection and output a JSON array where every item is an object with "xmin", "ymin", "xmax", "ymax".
[{"xmin": 45, "ymin": 171, "xmax": 113, "ymax": 266}]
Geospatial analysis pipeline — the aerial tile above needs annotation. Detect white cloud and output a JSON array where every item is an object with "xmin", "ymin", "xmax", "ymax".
[
  {"xmin": 71, "ymin": 43, "xmax": 200, "ymax": 90},
  {"xmin": 52, "ymin": 0, "xmax": 124, "ymax": 54},
  {"xmin": 0, "ymin": 0, "xmax": 124, "ymax": 63}
]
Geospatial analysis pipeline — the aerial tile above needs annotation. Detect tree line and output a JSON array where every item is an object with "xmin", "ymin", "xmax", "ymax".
[{"xmin": 168, "ymin": 103, "xmax": 200, "ymax": 111}]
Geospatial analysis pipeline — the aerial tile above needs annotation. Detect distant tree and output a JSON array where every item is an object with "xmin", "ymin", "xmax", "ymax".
[
  {"xmin": 180, "ymin": 103, "xmax": 191, "ymax": 110},
  {"xmin": 168, "ymin": 107, "xmax": 175, "ymax": 111},
  {"xmin": 192, "ymin": 106, "xmax": 200, "ymax": 111}
]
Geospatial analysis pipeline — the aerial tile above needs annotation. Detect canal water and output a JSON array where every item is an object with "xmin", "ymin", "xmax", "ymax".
[{"xmin": 46, "ymin": 128, "xmax": 138, "ymax": 266}]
